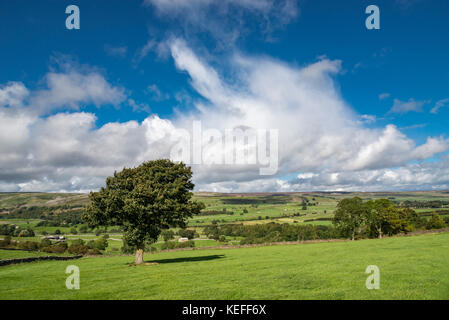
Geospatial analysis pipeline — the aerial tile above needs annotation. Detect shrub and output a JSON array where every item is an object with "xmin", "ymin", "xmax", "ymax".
[
  {"xmin": 86, "ymin": 248, "xmax": 101, "ymax": 255},
  {"xmin": 68, "ymin": 245, "xmax": 90, "ymax": 255},
  {"xmin": 161, "ymin": 241, "xmax": 176, "ymax": 250},
  {"xmin": 70, "ymin": 227, "xmax": 78, "ymax": 234},
  {"xmin": 18, "ymin": 241, "xmax": 39, "ymax": 251},
  {"xmin": 40, "ymin": 238, "xmax": 52, "ymax": 247},
  {"xmin": 70, "ymin": 238, "xmax": 85, "ymax": 246},
  {"xmin": 0, "ymin": 235, "xmax": 12, "ymax": 247},
  {"xmin": 177, "ymin": 229, "xmax": 196, "ymax": 239},
  {"xmin": 176, "ymin": 240, "xmax": 195, "ymax": 248},
  {"xmin": 426, "ymin": 213, "xmax": 446, "ymax": 230},
  {"xmin": 56, "ymin": 242, "xmax": 68, "ymax": 250},
  {"xmin": 18, "ymin": 228, "xmax": 35, "ymax": 237},
  {"xmin": 91, "ymin": 238, "xmax": 108, "ymax": 251}
]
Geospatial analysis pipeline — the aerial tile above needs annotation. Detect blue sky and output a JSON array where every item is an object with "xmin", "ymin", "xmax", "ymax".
[{"xmin": 0, "ymin": 0, "xmax": 449, "ymax": 192}]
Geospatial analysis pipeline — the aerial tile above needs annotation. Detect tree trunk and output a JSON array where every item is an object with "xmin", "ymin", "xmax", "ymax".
[
  {"xmin": 135, "ymin": 248, "xmax": 144, "ymax": 265},
  {"xmin": 378, "ymin": 227, "xmax": 383, "ymax": 239},
  {"xmin": 351, "ymin": 230, "xmax": 355, "ymax": 241}
]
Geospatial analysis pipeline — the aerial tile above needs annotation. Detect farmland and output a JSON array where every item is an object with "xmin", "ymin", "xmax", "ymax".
[
  {"xmin": 1, "ymin": 191, "xmax": 449, "ymax": 251},
  {"xmin": 1, "ymin": 231, "xmax": 449, "ymax": 299},
  {"xmin": 1, "ymin": 191, "xmax": 449, "ymax": 300}
]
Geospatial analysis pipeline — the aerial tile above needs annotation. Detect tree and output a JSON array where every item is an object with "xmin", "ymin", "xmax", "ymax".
[
  {"xmin": 83, "ymin": 159, "xmax": 205, "ymax": 264},
  {"xmin": 426, "ymin": 213, "xmax": 446, "ymax": 230},
  {"xmin": 178, "ymin": 229, "xmax": 196, "ymax": 239},
  {"xmin": 333, "ymin": 197, "xmax": 367, "ymax": 240},
  {"xmin": 365, "ymin": 199, "xmax": 403, "ymax": 238}
]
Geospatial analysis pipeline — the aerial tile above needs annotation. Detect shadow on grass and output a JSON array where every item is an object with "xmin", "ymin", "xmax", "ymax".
[{"xmin": 147, "ymin": 254, "xmax": 225, "ymax": 264}]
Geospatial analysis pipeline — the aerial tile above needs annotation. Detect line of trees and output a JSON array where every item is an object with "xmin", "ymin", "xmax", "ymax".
[{"xmin": 333, "ymin": 197, "xmax": 446, "ymax": 240}]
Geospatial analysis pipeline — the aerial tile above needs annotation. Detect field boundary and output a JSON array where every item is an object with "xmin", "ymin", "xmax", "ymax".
[{"xmin": 0, "ymin": 255, "xmax": 82, "ymax": 267}]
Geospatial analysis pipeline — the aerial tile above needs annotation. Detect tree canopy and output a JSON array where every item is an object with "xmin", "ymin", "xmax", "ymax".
[{"xmin": 83, "ymin": 159, "xmax": 205, "ymax": 264}]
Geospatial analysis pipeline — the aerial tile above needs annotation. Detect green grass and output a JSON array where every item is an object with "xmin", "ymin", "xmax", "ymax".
[
  {"xmin": 0, "ymin": 249, "xmax": 69, "ymax": 259},
  {"xmin": 1, "ymin": 232, "xmax": 449, "ymax": 299}
]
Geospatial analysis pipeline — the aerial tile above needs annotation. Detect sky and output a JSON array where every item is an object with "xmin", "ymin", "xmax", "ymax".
[{"xmin": 0, "ymin": 0, "xmax": 449, "ymax": 193}]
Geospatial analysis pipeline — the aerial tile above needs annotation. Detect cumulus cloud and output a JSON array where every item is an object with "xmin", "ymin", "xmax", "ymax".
[
  {"xmin": 0, "ymin": 41, "xmax": 448, "ymax": 192},
  {"xmin": 167, "ymin": 40, "xmax": 448, "ymax": 182},
  {"xmin": 0, "ymin": 82, "xmax": 29, "ymax": 107},
  {"xmin": 30, "ymin": 70, "xmax": 126, "ymax": 114}
]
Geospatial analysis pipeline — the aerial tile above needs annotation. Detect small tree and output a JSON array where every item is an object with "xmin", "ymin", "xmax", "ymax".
[
  {"xmin": 426, "ymin": 213, "xmax": 446, "ymax": 230},
  {"xmin": 83, "ymin": 160, "xmax": 204, "ymax": 264}
]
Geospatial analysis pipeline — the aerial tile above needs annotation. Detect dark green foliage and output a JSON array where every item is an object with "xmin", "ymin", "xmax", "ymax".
[
  {"xmin": 0, "ymin": 235, "xmax": 12, "ymax": 247},
  {"xmin": 161, "ymin": 230, "xmax": 175, "ymax": 242},
  {"xmin": 333, "ymin": 197, "xmax": 434, "ymax": 240},
  {"xmin": 0, "ymin": 224, "xmax": 18, "ymax": 236},
  {"xmin": 83, "ymin": 160, "xmax": 205, "ymax": 255},
  {"xmin": 204, "ymin": 223, "xmax": 340, "ymax": 244},
  {"xmin": 177, "ymin": 229, "xmax": 198, "ymax": 239}
]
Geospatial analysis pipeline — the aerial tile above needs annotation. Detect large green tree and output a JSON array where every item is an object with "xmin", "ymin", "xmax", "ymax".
[
  {"xmin": 332, "ymin": 197, "xmax": 368, "ymax": 241},
  {"xmin": 365, "ymin": 199, "xmax": 401, "ymax": 238},
  {"xmin": 83, "ymin": 159, "xmax": 205, "ymax": 264}
]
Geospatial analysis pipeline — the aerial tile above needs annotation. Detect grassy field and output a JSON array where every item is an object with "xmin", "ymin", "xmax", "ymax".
[
  {"xmin": 1, "ymin": 232, "xmax": 449, "ymax": 299},
  {"xmin": 0, "ymin": 249, "xmax": 69, "ymax": 260}
]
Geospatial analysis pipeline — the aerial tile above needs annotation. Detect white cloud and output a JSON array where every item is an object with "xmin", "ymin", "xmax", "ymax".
[
  {"xmin": 168, "ymin": 40, "xmax": 448, "ymax": 182},
  {"xmin": 104, "ymin": 45, "xmax": 128, "ymax": 58},
  {"xmin": 30, "ymin": 69, "xmax": 126, "ymax": 113},
  {"xmin": 0, "ymin": 82, "xmax": 29, "ymax": 107},
  {"xmin": 430, "ymin": 98, "xmax": 449, "ymax": 114},
  {"xmin": 388, "ymin": 98, "xmax": 428, "ymax": 114},
  {"xmin": 142, "ymin": 0, "xmax": 298, "ymax": 46},
  {"xmin": 0, "ymin": 43, "xmax": 448, "ymax": 192},
  {"xmin": 379, "ymin": 93, "xmax": 390, "ymax": 100}
]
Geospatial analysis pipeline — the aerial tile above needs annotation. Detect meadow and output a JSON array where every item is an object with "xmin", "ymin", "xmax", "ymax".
[{"xmin": 1, "ymin": 231, "xmax": 449, "ymax": 299}]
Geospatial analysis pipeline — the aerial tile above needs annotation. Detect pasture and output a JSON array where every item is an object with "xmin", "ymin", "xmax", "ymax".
[{"xmin": 1, "ymin": 232, "xmax": 449, "ymax": 299}]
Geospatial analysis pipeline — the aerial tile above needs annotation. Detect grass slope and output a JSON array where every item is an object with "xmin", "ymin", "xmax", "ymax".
[{"xmin": 1, "ymin": 232, "xmax": 449, "ymax": 300}]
